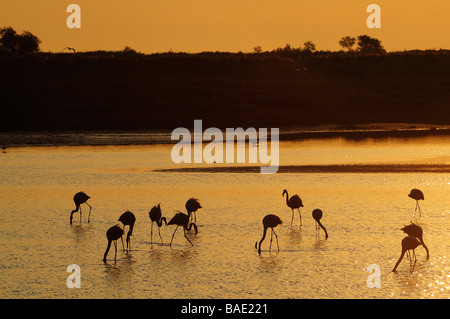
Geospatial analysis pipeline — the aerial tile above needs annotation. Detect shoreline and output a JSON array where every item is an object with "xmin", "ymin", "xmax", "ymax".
[
  {"xmin": 1, "ymin": 123, "xmax": 450, "ymax": 148},
  {"xmin": 154, "ymin": 164, "xmax": 450, "ymax": 174}
]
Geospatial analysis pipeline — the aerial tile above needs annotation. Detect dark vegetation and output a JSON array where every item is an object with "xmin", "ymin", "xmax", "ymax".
[{"xmin": 1, "ymin": 28, "xmax": 449, "ymax": 132}]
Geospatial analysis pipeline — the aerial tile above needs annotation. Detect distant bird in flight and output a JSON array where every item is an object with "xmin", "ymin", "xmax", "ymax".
[
  {"xmin": 312, "ymin": 209, "xmax": 329, "ymax": 239},
  {"xmin": 70, "ymin": 191, "xmax": 92, "ymax": 224},
  {"xmin": 408, "ymin": 189, "xmax": 424, "ymax": 218},
  {"xmin": 63, "ymin": 47, "xmax": 76, "ymax": 53},
  {"xmin": 401, "ymin": 222, "xmax": 429, "ymax": 259},
  {"xmin": 255, "ymin": 214, "xmax": 283, "ymax": 255},
  {"xmin": 282, "ymin": 189, "xmax": 303, "ymax": 227},
  {"xmin": 118, "ymin": 211, "xmax": 136, "ymax": 252},
  {"xmin": 149, "ymin": 204, "xmax": 167, "ymax": 245},
  {"xmin": 392, "ymin": 236, "xmax": 421, "ymax": 272},
  {"xmin": 103, "ymin": 224, "xmax": 124, "ymax": 262},
  {"xmin": 167, "ymin": 212, "xmax": 198, "ymax": 247}
]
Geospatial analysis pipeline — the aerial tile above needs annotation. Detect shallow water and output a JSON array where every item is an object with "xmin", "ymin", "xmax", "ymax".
[{"xmin": 0, "ymin": 134, "xmax": 449, "ymax": 299}]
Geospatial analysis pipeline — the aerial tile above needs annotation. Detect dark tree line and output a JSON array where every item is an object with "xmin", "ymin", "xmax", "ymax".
[{"xmin": 0, "ymin": 27, "xmax": 41, "ymax": 55}]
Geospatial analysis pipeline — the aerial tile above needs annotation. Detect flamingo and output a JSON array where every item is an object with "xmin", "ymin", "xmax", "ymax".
[
  {"xmin": 186, "ymin": 197, "xmax": 202, "ymax": 224},
  {"xmin": 103, "ymin": 224, "xmax": 124, "ymax": 262},
  {"xmin": 118, "ymin": 211, "xmax": 136, "ymax": 252},
  {"xmin": 69, "ymin": 192, "xmax": 92, "ymax": 224},
  {"xmin": 167, "ymin": 212, "xmax": 198, "ymax": 247},
  {"xmin": 392, "ymin": 236, "xmax": 422, "ymax": 272},
  {"xmin": 401, "ymin": 222, "xmax": 429, "ymax": 259},
  {"xmin": 282, "ymin": 189, "xmax": 303, "ymax": 227},
  {"xmin": 149, "ymin": 204, "xmax": 167, "ymax": 245},
  {"xmin": 63, "ymin": 47, "xmax": 76, "ymax": 53},
  {"xmin": 312, "ymin": 209, "xmax": 329, "ymax": 239},
  {"xmin": 255, "ymin": 214, "xmax": 283, "ymax": 254},
  {"xmin": 408, "ymin": 189, "xmax": 424, "ymax": 218}
]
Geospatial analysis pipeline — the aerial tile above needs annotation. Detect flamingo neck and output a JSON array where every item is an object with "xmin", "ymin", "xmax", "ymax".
[
  {"xmin": 258, "ymin": 227, "xmax": 269, "ymax": 253},
  {"xmin": 284, "ymin": 191, "xmax": 289, "ymax": 206}
]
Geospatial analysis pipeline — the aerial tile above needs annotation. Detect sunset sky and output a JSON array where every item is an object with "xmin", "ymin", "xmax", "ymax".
[{"xmin": 1, "ymin": 1, "xmax": 449, "ymax": 53}]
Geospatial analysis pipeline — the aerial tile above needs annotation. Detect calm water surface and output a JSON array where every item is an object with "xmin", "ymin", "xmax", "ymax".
[{"xmin": 0, "ymin": 134, "xmax": 449, "ymax": 298}]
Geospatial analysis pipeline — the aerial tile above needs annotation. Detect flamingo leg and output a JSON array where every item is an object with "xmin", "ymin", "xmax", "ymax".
[
  {"xmin": 298, "ymin": 208, "xmax": 302, "ymax": 227},
  {"xmin": 158, "ymin": 226, "xmax": 164, "ymax": 244},
  {"xmin": 269, "ymin": 229, "xmax": 273, "ymax": 252},
  {"xmin": 79, "ymin": 206, "xmax": 82, "ymax": 223},
  {"xmin": 170, "ymin": 226, "xmax": 179, "ymax": 246},
  {"xmin": 150, "ymin": 222, "xmax": 154, "ymax": 246},
  {"xmin": 113, "ymin": 240, "xmax": 117, "ymax": 260},
  {"xmin": 289, "ymin": 209, "xmax": 293, "ymax": 227},
  {"xmin": 417, "ymin": 201, "xmax": 421, "ymax": 218},
  {"xmin": 127, "ymin": 232, "xmax": 131, "ymax": 252},
  {"xmin": 183, "ymin": 228, "xmax": 193, "ymax": 246},
  {"xmin": 121, "ymin": 235, "xmax": 125, "ymax": 251},
  {"xmin": 86, "ymin": 203, "xmax": 92, "ymax": 223},
  {"xmin": 273, "ymin": 229, "xmax": 279, "ymax": 251}
]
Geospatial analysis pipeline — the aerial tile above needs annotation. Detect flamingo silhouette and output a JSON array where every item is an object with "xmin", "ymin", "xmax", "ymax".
[
  {"xmin": 149, "ymin": 204, "xmax": 167, "ymax": 245},
  {"xmin": 167, "ymin": 212, "xmax": 198, "ymax": 247},
  {"xmin": 392, "ymin": 236, "xmax": 422, "ymax": 272},
  {"xmin": 408, "ymin": 189, "xmax": 424, "ymax": 218},
  {"xmin": 63, "ymin": 47, "xmax": 76, "ymax": 53},
  {"xmin": 312, "ymin": 209, "xmax": 328, "ymax": 239},
  {"xmin": 255, "ymin": 214, "xmax": 283, "ymax": 254},
  {"xmin": 282, "ymin": 189, "xmax": 303, "ymax": 227},
  {"xmin": 185, "ymin": 198, "xmax": 202, "ymax": 224},
  {"xmin": 118, "ymin": 211, "xmax": 136, "ymax": 252},
  {"xmin": 103, "ymin": 224, "xmax": 124, "ymax": 262},
  {"xmin": 69, "ymin": 192, "xmax": 92, "ymax": 224},
  {"xmin": 401, "ymin": 222, "xmax": 429, "ymax": 259}
]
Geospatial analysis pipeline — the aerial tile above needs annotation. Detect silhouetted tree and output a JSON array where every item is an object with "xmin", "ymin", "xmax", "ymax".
[
  {"xmin": 17, "ymin": 31, "xmax": 40, "ymax": 54},
  {"xmin": 356, "ymin": 35, "xmax": 385, "ymax": 53},
  {"xmin": 253, "ymin": 45, "xmax": 262, "ymax": 53},
  {"xmin": 339, "ymin": 36, "xmax": 356, "ymax": 51},
  {"xmin": 0, "ymin": 27, "xmax": 18, "ymax": 55},
  {"xmin": 0, "ymin": 26, "xmax": 40, "ymax": 55},
  {"xmin": 302, "ymin": 41, "xmax": 316, "ymax": 53}
]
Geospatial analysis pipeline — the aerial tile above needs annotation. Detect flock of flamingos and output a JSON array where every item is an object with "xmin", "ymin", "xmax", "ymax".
[{"xmin": 69, "ymin": 188, "xmax": 429, "ymax": 271}]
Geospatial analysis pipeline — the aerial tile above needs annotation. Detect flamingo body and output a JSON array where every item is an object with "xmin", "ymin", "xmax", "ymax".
[
  {"xmin": 103, "ymin": 224, "xmax": 124, "ymax": 262},
  {"xmin": 282, "ymin": 189, "xmax": 303, "ymax": 227},
  {"xmin": 70, "ymin": 191, "xmax": 92, "ymax": 224},
  {"xmin": 118, "ymin": 211, "xmax": 136, "ymax": 251},
  {"xmin": 392, "ymin": 236, "xmax": 421, "ymax": 272},
  {"xmin": 168, "ymin": 212, "xmax": 198, "ymax": 246},
  {"xmin": 408, "ymin": 189, "xmax": 424, "ymax": 217},
  {"xmin": 401, "ymin": 222, "xmax": 429, "ymax": 259},
  {"xmin": 256, "ymin": 214, "xmax": 283, "ymax": 254},
  {"xmin": 149, "ymin": 204, "xmax": 167, "ymax": 245},
  {"xmin": 312, "ymin": 209, "xmax": 328, "ymax": 239},
  {"xmin": 185, "ymin": 197, "xmax": 202, "ymax": 224}
]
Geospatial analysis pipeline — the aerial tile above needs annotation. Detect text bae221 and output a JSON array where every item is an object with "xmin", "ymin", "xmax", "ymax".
[{"xmin": 181, "ymin": 302, "xmax": 268, "ymax": 316}]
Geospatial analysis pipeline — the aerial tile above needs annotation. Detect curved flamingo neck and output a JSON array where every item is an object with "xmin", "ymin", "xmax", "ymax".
[
  {"xmin": 284, "ymin": 191, "xmax": 289, "ymax": 206},
  {"xmin": 258, "ymin": 226, "xmax": 269, "ymax": 253}
]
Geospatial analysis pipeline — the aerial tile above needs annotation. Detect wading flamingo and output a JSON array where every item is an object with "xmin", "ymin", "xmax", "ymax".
[
  {"xmin": 103, "ymin": 224, "xmax": 124, "ymax": 262},
  {"xmin": 392, "ymin": 236, "xmax": 421, "ymax": 272},
  {"xmin": 186, "ymin": 198, "xmax": 202, "ymax": 224},
  {"xmin": 167, "ymin": 212, "xmax": 198, "ymax": 247},
  {"xmin": 118, "ymin": 211, "xmax": 136, "ymax": 252},
  {"xmin": 255, "ymin": 214, "xmax": 283, "ymax": 254},
  {"xmin": 70, "ymin": 192, "xmax": 92, "ymax": 224},
  {"xmin": 149, "ymin": 204, "xmax": 167, "ymax": 245},
  {"xmin": 408, "ymin": 189, "xmax": 424, "ymax": 218},
  {"xmin": 312, "ymin": 209, "xmax": 329, "ymax": 239},
  {"xmin": 282, "ymin": 189, "xmax": 303, "ymax": 227},
  {"xmin": 401, "ymin": 222, "xmax": 429, "ymax": 259}
]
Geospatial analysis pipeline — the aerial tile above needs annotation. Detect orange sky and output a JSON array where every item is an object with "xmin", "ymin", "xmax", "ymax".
[{"xmin": 1, "ymin": 1, "xmax": 449, "ymax": 53}]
